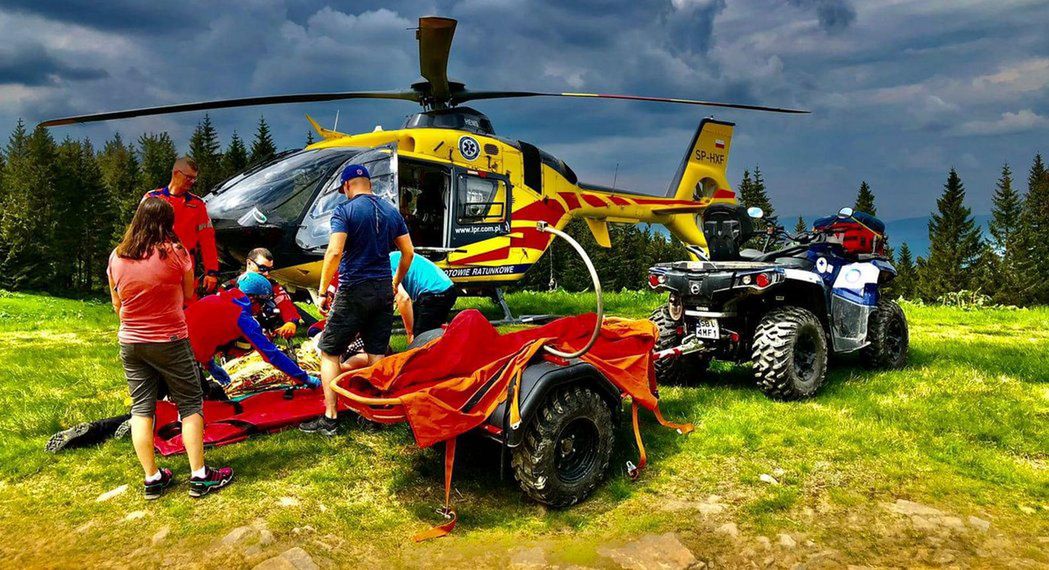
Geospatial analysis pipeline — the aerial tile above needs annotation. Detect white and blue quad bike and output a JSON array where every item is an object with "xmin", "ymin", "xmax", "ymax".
[{"xmin": 648, "ymin": 205, "xmax": 908, "ymax": 400}]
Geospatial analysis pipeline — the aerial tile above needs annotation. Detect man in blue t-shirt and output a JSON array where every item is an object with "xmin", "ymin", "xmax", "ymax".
[
  {"xmin": 390, "ymin": 251, "xmax": 457, "ymax": 343},
  {"xmin": 300, "ymin": 163, "xmax": 414, "ymax": 436}
]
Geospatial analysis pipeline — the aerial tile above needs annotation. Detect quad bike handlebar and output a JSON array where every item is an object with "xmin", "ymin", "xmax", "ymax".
[{"xmin": 536, "ymin": 221, "xmax": 604, "ymax": 359}]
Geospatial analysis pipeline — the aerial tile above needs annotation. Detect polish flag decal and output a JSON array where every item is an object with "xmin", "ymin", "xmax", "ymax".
[{"xmin": 714, "ymin": 139, "xmax": 726, "ymax": 149}]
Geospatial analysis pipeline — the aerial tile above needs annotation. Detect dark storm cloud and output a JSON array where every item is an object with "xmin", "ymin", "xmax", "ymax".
[
  {"xmin": 0, "ymin": 1, "xmax": 1046, "ymax": 222},
  {"xmin": 787, "ymin": 0, "xmax": 856, "ymax": 32},
  {"xmin": 2, "ymin": 0, "xmax": 203, "ymax": 33},
  {"xmin": 0, "ymin": 44, "xmax": 108, "ymax": 86}
]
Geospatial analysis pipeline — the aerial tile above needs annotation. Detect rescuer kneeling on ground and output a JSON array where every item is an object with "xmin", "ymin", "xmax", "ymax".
[
  {"xmin": 187, "ymin": 272, "xmax": 319, "ymax": 389},
  {"xmin": 300, "ymin": 164, "xmax": 413, "ymax": 436},
  {"xmin": 226, "ymin": 247, "xmax": 302, "ymax": 339}
]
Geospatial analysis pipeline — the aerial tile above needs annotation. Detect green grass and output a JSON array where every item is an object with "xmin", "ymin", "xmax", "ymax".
[{"xmin": 0, "ymin": 289, "xmax": 1046, "ymax": 567}]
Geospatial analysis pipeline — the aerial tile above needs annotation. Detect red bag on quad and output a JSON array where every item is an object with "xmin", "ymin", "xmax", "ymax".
[{"xmin": 812, "ymin": 210, "xmax": 887, "ymax": 256}]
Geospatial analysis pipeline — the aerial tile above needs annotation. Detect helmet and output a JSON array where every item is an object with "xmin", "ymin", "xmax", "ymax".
[{"xmin": 236, "ymin": 271, "xmax": 272, "ymax": 297}]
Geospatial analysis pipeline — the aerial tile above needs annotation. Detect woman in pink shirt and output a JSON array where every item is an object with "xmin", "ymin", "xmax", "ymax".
[{"xmin": 108, "ymin": 197, "xmax": 233, "ymax": 499}]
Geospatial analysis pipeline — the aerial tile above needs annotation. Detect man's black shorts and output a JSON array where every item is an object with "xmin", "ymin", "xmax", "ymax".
[
  {"xmin": 413, "ymin": 287, "xmax": 458, "ymax": 336},
  {"xmin": 319, "ymin": 279, "xmax": 393, "ymax": 356}
]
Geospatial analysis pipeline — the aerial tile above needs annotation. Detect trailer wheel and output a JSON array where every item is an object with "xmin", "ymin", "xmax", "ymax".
[
  {"xmin": 651, "ymin": 306, "xmax": 710, "ymax": 385},
  {"xmin": 861, "ymin": 299, "xmax": 909, "ymax": 369},
  {"xmin": 752, "ymin": 306, "xmax": 828, "ymax": 400},
  {"xmin": 511, "ymin": 386, "xmax": 614, "ymax": 507}
]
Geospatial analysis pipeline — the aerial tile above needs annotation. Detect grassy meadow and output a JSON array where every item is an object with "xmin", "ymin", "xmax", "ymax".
[{"xmin": 0, "ymin": 289, "xmax": 1045, "ymax": 568}]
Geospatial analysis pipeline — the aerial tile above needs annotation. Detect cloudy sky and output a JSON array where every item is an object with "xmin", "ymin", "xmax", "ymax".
[{"xmin": 1, "ymin": 0, "xmax": 1046, "ymax": 221}]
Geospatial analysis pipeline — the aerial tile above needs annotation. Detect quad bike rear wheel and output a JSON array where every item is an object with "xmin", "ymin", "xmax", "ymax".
[
  {"xmin": 752, "ymin": 306, "xmax": 828, "ymax": 400},
  {"xmin": 511, "ymin": 386, "xmax": 614, "ymax": 507},
  {"xmin": 651, "ymin": 306, "xmax": 710, "ymax": 385},
  {"xmin": 861, "ymin": 299, "xmax": 909, "ymax": 369}
]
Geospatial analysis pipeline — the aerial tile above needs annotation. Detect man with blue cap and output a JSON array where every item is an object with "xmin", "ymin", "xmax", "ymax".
[
  {"xmin": 301, "ymin": 163, "xmax": 414, "ymax": 436},
  {"xmin": 185, "ymin": 272, "xmax": 319, "ymax": 390}
]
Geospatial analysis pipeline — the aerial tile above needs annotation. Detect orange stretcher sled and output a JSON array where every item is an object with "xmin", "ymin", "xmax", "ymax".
[{"xmin": 330, "ymin": 309, "xmax": 692, "ymax": 540}]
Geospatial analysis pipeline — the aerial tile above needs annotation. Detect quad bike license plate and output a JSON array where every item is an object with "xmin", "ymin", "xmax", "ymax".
[{"xmin": 693, "ymin": 318, "xmax": 720, "ymax": 340}]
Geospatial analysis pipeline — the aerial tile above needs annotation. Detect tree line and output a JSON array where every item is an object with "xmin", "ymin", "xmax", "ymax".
[
  {"xmin": 0, "ymin": 116, "xmax": 286, "ymax": 292},
  {"xmin": 0, "ymin": 115, "xmax": 1045, "ymax": 306},
  {"xmin": 730, "ymin": 157, "xmax": 1049, "ymax": 306}
]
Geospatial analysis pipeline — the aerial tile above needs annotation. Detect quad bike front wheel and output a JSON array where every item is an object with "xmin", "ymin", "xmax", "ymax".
[
  {"xmin": 650, "ymin": 306, "xmax": 711, "ymax": 386},
  {"xmin": 861, "ymin": 299, "xmax": 909, "ymax": 369},
  {"xmin": 752, "ymin": 306, "xmax": 829, "ymax": 400},
  {"xmin": 511, "ymin": 386, "xmax": 615, "ymax": 507}
]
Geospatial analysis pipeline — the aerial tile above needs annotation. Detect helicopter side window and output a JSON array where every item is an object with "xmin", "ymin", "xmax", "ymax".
[{"xmin": 456, "ymin": 174, "xmax": 505, "ymax": 224}]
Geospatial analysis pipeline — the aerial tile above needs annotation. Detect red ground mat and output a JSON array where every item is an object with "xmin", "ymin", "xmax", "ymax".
[{"xmin": 153, "ymin": 388, "xmax": 330, "ymax": 456}]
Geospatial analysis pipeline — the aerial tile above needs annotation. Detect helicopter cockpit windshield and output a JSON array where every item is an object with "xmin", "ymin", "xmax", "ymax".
[
  {"xmin": 206, "ymin": 148, "xmax": 358, "ymax": 226},
  {"xmin": 296, "ymin": 144, "xmax": 399, "ymax": 252}
]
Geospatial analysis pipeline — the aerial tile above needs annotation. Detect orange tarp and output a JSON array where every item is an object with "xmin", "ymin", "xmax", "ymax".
[{"xmin": 333, "ymin": 309, "xmax": 668, "ymax": 447}]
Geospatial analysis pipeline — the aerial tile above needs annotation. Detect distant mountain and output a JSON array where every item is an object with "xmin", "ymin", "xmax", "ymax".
[{"xmin": 882, "ymin": 215, "xmax": 991, "ymax": 259}]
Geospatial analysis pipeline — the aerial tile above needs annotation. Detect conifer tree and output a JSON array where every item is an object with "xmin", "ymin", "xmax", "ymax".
[
  {"xmin": 793, "ymin": 216, "xmax": 807, "ymax": 234},
  {"xmin": 740, "ymin": 166, "xmax": 775, "ymax": 248},
  {"xmin": 98, "ymin": 133, "xmax": 140, "ymax": 235},
  {"xmin": 188, "ymin": 114, "xmax": 222, "ymax": 193},
  {"xmin": 854, "ymin": 180, "xmax": 876, "ymax": 215},
  {"xmin": 745, "ymin": 166, "xmax": 775, "ymax": 218},
  {"xmin": 918, "ymin": 168, "xmax": 982, "ymax": 300},
  {"xmin": 137, "ymin": 132, "xmax": 177, "ymax": 195},
  {"xmin": 1016, "ymin": 154, "xmax": 1049, "ymax": 303},
  {"xmin": 221, "ymin": 130, "xmax": 248, "ymax": 180},
  {"xmin": 249, "ymin": 116, "xmax": 277, "ymax": 166},
  {"xmin": 0, "ymin": 124, "xmax": 57, "ymax": 290},
  {"xmin": 893, "ymin": 242, "xmax": 917, "ymax": 299},
  {"xmin": 989, "ymin": 163, "xmax": 1021, "ymax": 249},
  {"xmin": 987, "ymin": 163, "xmax": 1028, "ymax": 304}
]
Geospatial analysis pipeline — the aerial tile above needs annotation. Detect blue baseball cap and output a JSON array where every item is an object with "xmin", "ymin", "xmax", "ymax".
[
  {"xmin": 340, "ymin": 164, "xmax": 370, "ymax": 183},
  {"xmin": 237, "ymin": 271, "xmax": 272, "ymax": 297}
]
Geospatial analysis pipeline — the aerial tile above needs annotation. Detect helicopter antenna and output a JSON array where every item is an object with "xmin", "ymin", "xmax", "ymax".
[
  {"xmin": 333, "ymin": 110, "xmax": 340, "ymax": 131},
  {"xmin": 611, "ymin": 162, "xmax": 619, "ymax": 188}
]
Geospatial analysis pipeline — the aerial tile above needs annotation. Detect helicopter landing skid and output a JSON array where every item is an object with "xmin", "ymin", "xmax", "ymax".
[{"xmin": 488, "ymin": 288, "xmax": 555, "ymax": 327}]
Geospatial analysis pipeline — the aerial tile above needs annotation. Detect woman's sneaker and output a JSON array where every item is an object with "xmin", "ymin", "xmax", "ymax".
[
  {"xmin": 189, "ymin": 466, "xmax": 234, "ymax": 498},
  {"xmin": 144, "ymin": 468, "xmax": 175, "ymax": 500},
  {"xmin": 299, "ymin": 415, "xmax": 339, "ymax": 436}
]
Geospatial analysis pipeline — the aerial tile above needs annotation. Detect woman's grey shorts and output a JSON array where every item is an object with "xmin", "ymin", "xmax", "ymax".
[{"xmin": 119, "ymin": 339, "xmax": 203, "ymax": 418}]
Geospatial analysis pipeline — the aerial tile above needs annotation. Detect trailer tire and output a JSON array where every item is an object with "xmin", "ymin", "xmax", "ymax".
[
  {"xmin": 651, "ymin": 306, "xmax": 710, "ymax": 386},
  {"xmin": 752, "ymin": 306, "xmax": 828, "ymax": 400},
  {"xmin": 511, "ymin": 386, "xmax": 614, "ymax": 507},
  {"xmin": 861, "ymin": 299, "xmax": 909, "ymax": 369}
]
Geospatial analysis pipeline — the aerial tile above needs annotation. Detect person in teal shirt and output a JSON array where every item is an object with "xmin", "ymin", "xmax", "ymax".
[{"xmin": 390, "ymin": 251, "xmax": 457, "ymax": 342}]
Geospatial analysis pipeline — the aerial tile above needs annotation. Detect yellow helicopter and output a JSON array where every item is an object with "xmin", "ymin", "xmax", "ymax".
[{"xmin": 42, "ymin": 16, "xmax": 805, "ymax": 309}]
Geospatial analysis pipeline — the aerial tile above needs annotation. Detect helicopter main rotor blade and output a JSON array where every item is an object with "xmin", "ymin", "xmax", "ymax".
[
  {"xmin": 454, "ymin": 90, "xmax": 809, "ymax": 114},
  {"xmin": 416, "ymin": 16, "xmax": 457, "ymax": 101},
  {"xmin": 39, "ymin": 91, "xmax": 421, "ymax": 127}
]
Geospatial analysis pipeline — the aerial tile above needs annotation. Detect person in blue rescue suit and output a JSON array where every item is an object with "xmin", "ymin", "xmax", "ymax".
[
  {"xmin": 143, "ymin": 156, "xmax": 221, "ymax": 295},
  {"xmin": 390, "ymin": 251, "xmax": 457, "ymax": 345},
  {"xmin": 224, "ymin": 247, "xmax": 302, "ymax": 339},
  {"xmin": 300, "ymin": 163, "xmax": 414, "ymax": 436},
  {"xmin": 186, "ymin": 272, "xmax": 319, "ymax": 389}
]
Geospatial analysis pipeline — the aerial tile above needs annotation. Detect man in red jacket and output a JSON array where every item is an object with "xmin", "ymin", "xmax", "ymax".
[
  {"xmin": 186, "ymin": 272, "xmax": 319, "ymax": 389},
  {"xmin": 143, "ymin": 156, "xmax": 220, "ymax": 294}
]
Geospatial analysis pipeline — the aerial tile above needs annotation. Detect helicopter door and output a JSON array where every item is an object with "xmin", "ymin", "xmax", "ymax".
[
  {"xmin": 295, "ymin": 144, "xmax": 398, "ymax": 252},
  {"xmin": 448, "ymin": 169, "xmax": 511, "ymax": 249}
]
